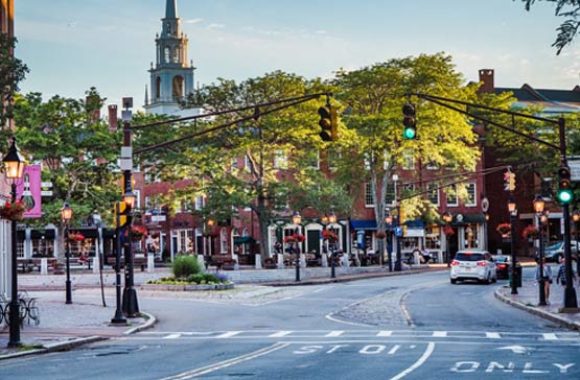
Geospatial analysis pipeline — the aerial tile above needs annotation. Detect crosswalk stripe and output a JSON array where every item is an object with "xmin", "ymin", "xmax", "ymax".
[
  {"xmin": 377, "ymin": 331, "xmax": 393, "ymax": 337},
  {"xmin": 269, "ymin": 331, "xmax": 293, "ymax": 338},
  {"xmin": 543, "ymin": 333, "xmax": 558, "ymax": 341},
  {"xmin": 432, "ymin": 331, "xmax": 447, "ymax": 337},
  {"xmin": 486, "ymin": 332, "xmax": 501, "ymax": 339},
  {"xmin": 325, "ymin": 331, "xmax": 344, "ymax": 337},
  {"xmin": 215, "ymin": 331, "xmax": 242, "ymax": 339},
  {"xmin": 164, "ymin": 333, "xmax": 182, "ymax": 339}
]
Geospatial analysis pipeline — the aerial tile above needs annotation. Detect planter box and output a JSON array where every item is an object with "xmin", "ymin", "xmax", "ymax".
[{"xmin": 140, "ymin": 283, "xmax": 234, "ymax": 291}]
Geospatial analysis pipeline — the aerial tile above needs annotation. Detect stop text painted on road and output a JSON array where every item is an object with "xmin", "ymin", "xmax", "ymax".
[{"xmin": 293, "ymin": 344, "xmax": 411, "ymax": 355}]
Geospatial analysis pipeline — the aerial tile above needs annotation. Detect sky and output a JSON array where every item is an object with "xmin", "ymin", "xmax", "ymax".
[{"xmin": 13, "ymin": 0, "xmax": 580, "ymax": 110}]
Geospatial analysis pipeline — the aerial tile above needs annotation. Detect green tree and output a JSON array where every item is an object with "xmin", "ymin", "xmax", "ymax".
[
  {"xmin": 0, "ymin": 34, "xmax": 28, "ymax": 128},
  {"xmin": 1, "ymin": 88, "xmax": 121, "ymax": 228},
  {"xmin": 333, "ymin": 53, "xmax": 484, "ymax": 261},
  {"xmin": 515, "ymin": 0, "xmax": 580, "ymax": 54}
]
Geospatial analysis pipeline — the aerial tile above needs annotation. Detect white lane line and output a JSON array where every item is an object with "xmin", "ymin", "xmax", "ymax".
[
  {"xmin": 325, "ymin": 312, "xmax": 375, "ymax": 327},
  {"xmin": 377, "ymin": 331, "xmax": 393, "ymax": 337},
  {"xmin": 388, "ymin": 345, "xmax": 400, "ymax": 355},
  {"xmin": 432, "ymin": 331, "xmax": 447, "ymax": 338},
  {"xmin": 215, "ymin": 331, "xmax": 242, "ymax": 339},
  {"xmin": 390, "ymin": 342, "xmax": 435, "ymax": 380},
  {"xmin": 159, "ymin": 342, "xmax": 290, "ymax": 380},
  {"xmin": 543, "ymin": 333, "xmax": 558, "ymax": 341},
  {"xmin": 269, "ymin": 331, "xmax": 293, "ymax": 338},
  {"xmin": 486, "ymin": 332, "xmax": 501, "ymax": 339},
  {"xmin": 163, "ymin": 333, "xmax": 182, "ymax": 339},
  {"xmin": 325, "ymin": 331, "xmax": 344, "ymax": 337}
]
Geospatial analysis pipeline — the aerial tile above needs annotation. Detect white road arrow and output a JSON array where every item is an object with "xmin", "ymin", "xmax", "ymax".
[{"xmin": 497, "ymin": 345, "xmax": 529, "ymax": 354}]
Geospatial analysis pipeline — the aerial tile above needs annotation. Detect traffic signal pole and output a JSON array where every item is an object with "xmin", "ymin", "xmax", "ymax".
[{"xmin": 409, "ymin": 93, "xmax": 577, "ymax": 310}]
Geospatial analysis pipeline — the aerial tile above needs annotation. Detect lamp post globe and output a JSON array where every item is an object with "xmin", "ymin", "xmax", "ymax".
[{"xmin": 533, "ymin": 195, "xmax": 545, "ymax": 214}]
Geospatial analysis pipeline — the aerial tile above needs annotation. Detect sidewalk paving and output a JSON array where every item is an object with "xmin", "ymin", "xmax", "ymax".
[{"xmin": 495, "ymin": 278, "xmax": 580, "ymax": 330}]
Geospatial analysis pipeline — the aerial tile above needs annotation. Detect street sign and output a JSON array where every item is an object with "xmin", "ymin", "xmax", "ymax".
[
  {"xmin": 152, "ymin": 215, "xmax": 166, "ymax": 222},
  {"xmin": 395, "ymin": 227, "xmax": 403, "ymax": 237},
  {"xmin": 568, "ymin": 157, "xmax": 580, "ymax": 181},
  {"xmin": 41, "ymin": 190, "xmax": 53, "ymax": 196}
]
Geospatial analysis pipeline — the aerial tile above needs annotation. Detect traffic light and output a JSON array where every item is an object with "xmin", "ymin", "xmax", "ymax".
[
  {"xmin": 503, "ymin": 170, "xmax": 516, "ymax": 191},
  {"xmin": 402, "ymin": 102, "xmax": 417, "ymax": 140},
  {"xmin": 557, "ymin": 166, "xmax": 574, "ymax": 205},
  {"xmin": 318, "ymin": 105, "xmax": 338, "ymax": 142},
  {"xmin": 116, "ymin": 201, "xmax": 129, "ymax": 228}
]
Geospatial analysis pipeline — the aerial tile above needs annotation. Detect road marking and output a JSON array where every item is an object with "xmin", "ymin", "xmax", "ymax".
[
  {"xmin": 269, "ymin": 331, "xmax": 293, "ymax": 338},
  {"xmin": 486, "ymin": 332, "xmax": 501, "ymax": 339},
  {"xmin": 390, "ymin": 342, "xmax": 435, "ymax": 380},
  {"xmin": 543, "ymin": 333, "xmax": 558, "ymax": 341},
  {"xmin": 325, "ymin": 331, "xmax": 344, "ymax": 337},
  {"xmin": 325, "ymin": 312, "xmax": 375, "ymax": 327},
  {"xmin": 388, "ymin": 345, "xmax": 400, "ymax": 354},
  {"xmin": 215, "ymin": 331, "xmax": 242, "ymax": 339},
  {"xmin": 432, "ymin": 331, "xmax": 447, "ymax": 338},
  {"xmin": 159, "ymin": 342, "xmax": 290, "ymax": 380},
  {"xmin": 163, "ymin": 333, "xmax": 182, "ymax": 339},
  {"xmin": 377, "ymin": 331, "xmax": 393, "ymax": 337}
]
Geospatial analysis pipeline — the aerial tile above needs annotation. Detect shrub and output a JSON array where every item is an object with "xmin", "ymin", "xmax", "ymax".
[
  {"xmin": 172, "ymin": 255, "xmax": 201, "ymax": 279},
  {"xmin": 186, "ymin": 273, "xmax": 225, "ymax": 284}
]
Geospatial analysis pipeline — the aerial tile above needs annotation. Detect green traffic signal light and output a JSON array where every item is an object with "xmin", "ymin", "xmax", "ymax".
[
  {"xmin": 557, "ymin": 188, "xmax": 574, "ymax": 205},
  {"xmin": 403, "ymin": 126, "xmax": 416, "ymax": 140}
]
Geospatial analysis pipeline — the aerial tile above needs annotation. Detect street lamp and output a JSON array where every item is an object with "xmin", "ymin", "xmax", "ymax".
[
  {"xmin": 3, "ymin": 138, "xmax": 25, "ymax": 347},
  {"xmin": 122, "ymin": 189, "xmax": 139, "ymax": 318},
  {"xmin": 533, "ymin": 195, "xmax": 547, "ymax": 306},
  {"xmin": 61, "ymin": 202, "xmax": 73, "ymax": 304},
  {"xmin": 292, "ymin": 211, "xmax": 302, "ymax": 282},
  {"xmin": 508, "ymin": 196, "xmax": 518, "ymax": 295},
  {"xmin": 111, "ymin": 201, "xmax": 127, "ymax": 325},
  {"xmin": 385, "ymin": 211, "xmax": 393, "ymax": 272},
  {"xmin": 442, "ymin": 211, "xmax": 453, "ymax": 268}
]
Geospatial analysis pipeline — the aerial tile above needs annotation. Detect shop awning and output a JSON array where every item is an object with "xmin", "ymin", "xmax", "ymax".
[
  {"xmin": 350, "ymin": 220, "xmax": 377, "ymax": 230},
  {"xmin": 234, "ymin": 236, "xmax": 255, "ymax": 245},
  {"xmin": 31, "ymin": 229, "xmax": 56, "ymax": 239},
  {"xmin": 404, "ymin": 219, "xmax": 425, "ymax": 228}
]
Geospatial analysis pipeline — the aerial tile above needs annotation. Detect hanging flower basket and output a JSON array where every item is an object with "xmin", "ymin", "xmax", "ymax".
[
  {"xmin": 68, "ymin": 232, "xmax": 85, "ymax": 242},
  {"xmin": 521, "ymin": 225, "xmax": 539, "ymax": 240},
  {"xmin": 443, "ymin": 225, "xmax": 455, "ymax": 237},
  {"xmin": 284, "ymin": 234, "xmax": 305, "ymax": 243},
  {"xmin": 130, "ymin": 225, "xmax": 148, "ymax": 241},
  {"xmin": 496, "ymin": 223, "xmax": 512, "ymax": 238},
  {"xmin": 322, "ymin": 229, "xmax": 340, "ymax": 242},
  {"xmin": 0, "ymin": 200, "xmax": 26, "ymax": 221}
]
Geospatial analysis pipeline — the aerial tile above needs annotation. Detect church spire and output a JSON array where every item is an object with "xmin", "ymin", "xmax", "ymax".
[{"xmin": 165, "ymin": 0, "xmax": 178, "ymax": 19}]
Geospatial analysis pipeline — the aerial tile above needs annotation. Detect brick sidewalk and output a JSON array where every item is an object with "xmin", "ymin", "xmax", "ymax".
[{"xmin": 495, "ymin": 279, "xmax": 580, "ymax": 330}]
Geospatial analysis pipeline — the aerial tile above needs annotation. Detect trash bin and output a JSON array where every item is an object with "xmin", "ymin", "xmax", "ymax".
[{"xmin": 510, "ymin": 264, "xmax": 523, "ymax": 288}]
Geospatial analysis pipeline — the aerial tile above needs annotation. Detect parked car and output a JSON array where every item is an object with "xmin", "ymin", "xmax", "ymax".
[
  {"xmin": 492, "ymin": 255, "xmax": 511, "ymax": 280},
  {"xmin": 450, "ymin": 250, "xmax": 497, "ymax": 284},
  {"xmin": 542, "ymin": 241, "xmax": 579, "ymax": 263}
]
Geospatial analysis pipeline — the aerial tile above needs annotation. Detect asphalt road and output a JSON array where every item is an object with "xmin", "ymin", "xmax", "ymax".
[{"xmin": 1, "ymin": 268, "xmax": 578, "ymax": 379}]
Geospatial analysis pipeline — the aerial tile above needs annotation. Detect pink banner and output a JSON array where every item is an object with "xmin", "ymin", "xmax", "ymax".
[{"xmin": 16, "ymin": 165, "xmax": 42, "ymax": 219}]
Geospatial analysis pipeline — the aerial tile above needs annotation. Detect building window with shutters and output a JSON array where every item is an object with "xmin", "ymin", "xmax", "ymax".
[{"xmin": 365, "ymin": 182, "xmax": 375, "ymax": 207}]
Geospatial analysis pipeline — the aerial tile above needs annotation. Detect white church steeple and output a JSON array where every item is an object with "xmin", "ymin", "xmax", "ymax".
[{"xmin": 144, "ymin": 0, "xmax": 201, "ymax": 117}]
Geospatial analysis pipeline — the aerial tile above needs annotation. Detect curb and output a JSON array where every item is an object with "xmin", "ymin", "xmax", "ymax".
[
  {"xmin": 494, "ymin": 287, "xmax": 580, "ymax": 331},
  {"xmin": 124, "ymin": 311, "xmax": 157, "ymax": 335},
  {"xmin": 0, "ymin": 336, "xmax": 106, "ymax": 361},
  {"xmin": 263, "ymin": 267, "xmax": 443, "ymax": 287}
]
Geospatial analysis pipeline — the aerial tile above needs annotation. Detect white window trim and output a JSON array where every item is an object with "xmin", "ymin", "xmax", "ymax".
[
  {"xmin": 365, "ymin": 182, "xmax": 375, "ymax": 208},
  {"xmin": 465, "ymin": 182, "xmax": 477, "ymax": 207},
  {"xmin": 428, "ymin": 184, "xmax": 440, "ymax": 206},
  {"xmin": 446, "ymin": 185, "xmax": 459, "ymax": 207}
]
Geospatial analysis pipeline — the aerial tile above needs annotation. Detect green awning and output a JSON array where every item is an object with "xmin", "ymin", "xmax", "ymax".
[{"xmin": 234, "ymin": 236, "xmax": 255, "ymax": 245}]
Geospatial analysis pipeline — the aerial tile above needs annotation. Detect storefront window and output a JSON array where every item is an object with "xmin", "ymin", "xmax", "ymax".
[{"xmin": 464, "ymin": 224, "xmax": 478, "ymax": 248}]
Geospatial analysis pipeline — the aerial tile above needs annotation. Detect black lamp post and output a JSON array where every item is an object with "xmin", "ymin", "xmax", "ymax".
[
  {"xmin": 508, "ymin": 196, "xmax": 518, "ymax": 295},
  {"xmin": 292, "ymin": 211, "xmax": 302, "ymax": 282},
  {"xmin": 121, "ymin": 189, "xmax": 139, "ymax": 317},
  {"xmin": 572, "ymin": 210, "xmax": 580, "ymax": 277},
  {"xmin": 111, "ymin": 200, "xmax": 127, "ymax": 324},
  {"xmin": 3, "ymin": 138, "xmax": 25, "ymax": 348},
  {"xmin": 442, "ymin": 211, "xmax": 453, "ymax": 268},
  {"xmin": 61, "ymin": 202, "xmax": 73, "ymax": 304},
  {"xmin": 533, "ymin": 195, "xmax": 547, "ymax": 306},
  {"xmin": 385, "ymin": 211, "xmax": 393, "ymax": 272}
]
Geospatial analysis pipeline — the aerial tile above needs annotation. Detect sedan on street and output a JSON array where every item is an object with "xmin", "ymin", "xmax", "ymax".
[{"xmin": 450, "ymin": 250, "xmax": 497, "ymax": 284}]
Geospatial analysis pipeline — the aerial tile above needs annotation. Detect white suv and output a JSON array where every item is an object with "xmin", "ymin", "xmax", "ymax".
[{"xmin": 450, "ymin": 250, "xmax": 497, "ymax": 284}]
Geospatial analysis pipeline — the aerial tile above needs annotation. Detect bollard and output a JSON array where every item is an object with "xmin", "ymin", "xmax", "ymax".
[
  {"xmin": 300, "ymin": 253, "xmax": 306, "ymax": 268},
  {"xmin": 196, "ymin": 255, "xmax": 206, "ymax": 272},
  {"xmin": 277, "ymin": 254, "xmax": 285, "ymax": 269},
  {"xmin": 255, "ymin": 254, "xmax": 262, "ymax": 269},
  {"xmin": 40, "ymin": 258, "xmax": 48, "ymax": 275},
  {"xmin": 321, "ymin": 254, "xmax": 328, "ymax": 267},
  {"xmin": 233, "ymin": 254, "xmax": 240, "ymax": 270},
  {"xmin": 93, "ymin": 254, "xmax": 100, "ymax": 274},
  {"xmin": 147, "ymin": 253, "xmax": 155, "ymax": 273}
]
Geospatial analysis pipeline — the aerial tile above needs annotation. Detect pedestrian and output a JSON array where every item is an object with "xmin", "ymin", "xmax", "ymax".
[
  {"xmin": 556, "ymin": 257, "xmax": 576, "ymax": 287},
  {"xmin": 535, "ymin": 257, "xmax": 552, "ymax": 304}
]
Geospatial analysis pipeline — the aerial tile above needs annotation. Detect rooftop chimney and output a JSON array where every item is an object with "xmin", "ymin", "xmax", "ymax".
[
  {"xmin": 478, "ymin": 69, "xmax": 495, "ymax": 93},
  {"xmin": 108, "ymin": 105, "xmax": 118, "ymax": 132}
]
